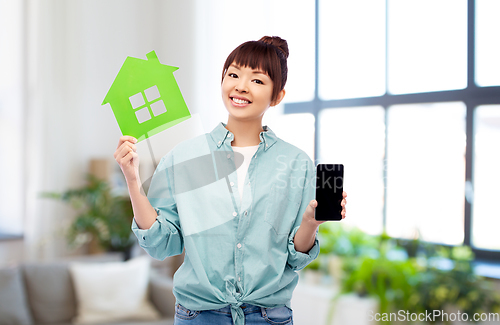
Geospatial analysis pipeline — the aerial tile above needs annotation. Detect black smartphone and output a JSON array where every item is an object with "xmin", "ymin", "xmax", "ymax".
[{"xmin": 315, "ymin": 164, "xmax": 344, "ymax": 221}]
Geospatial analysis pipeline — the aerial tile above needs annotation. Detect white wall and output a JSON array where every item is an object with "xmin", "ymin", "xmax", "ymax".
[{"xmin": 0, "ymin": 0, "xmax": 200, "ymax": 263}]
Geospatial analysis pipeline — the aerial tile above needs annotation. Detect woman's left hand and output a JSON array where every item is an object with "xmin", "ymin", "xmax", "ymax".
[{"xmin": 302, "ymin": 191, "xmax": 347, "ymax": 228}]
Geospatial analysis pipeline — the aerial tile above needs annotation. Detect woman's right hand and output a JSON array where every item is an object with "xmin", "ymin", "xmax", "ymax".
[{"xmin": 114, "ymin": 136, "xmax": 140, "ymax": 182}]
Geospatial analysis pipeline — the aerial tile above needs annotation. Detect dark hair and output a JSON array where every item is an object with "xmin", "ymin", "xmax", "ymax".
[{"xmin": 221, "ymin": 36, "xmax": 289, "ymax": 102}]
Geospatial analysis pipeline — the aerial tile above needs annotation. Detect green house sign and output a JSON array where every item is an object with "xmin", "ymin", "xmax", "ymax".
[{"xmin": 102, "ymin": 50, "xmax": 191, "ymax": 142}]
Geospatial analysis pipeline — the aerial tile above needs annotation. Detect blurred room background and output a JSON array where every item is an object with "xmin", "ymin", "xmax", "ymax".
[{"xmin": 1, "ymin": 0, "xmax": 499, "ymax": 324}]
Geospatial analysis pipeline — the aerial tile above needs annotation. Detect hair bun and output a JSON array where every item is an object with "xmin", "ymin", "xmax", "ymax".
[{"xmin": 259, "ymin": 36, "xmax": 289, "ymax": 59}]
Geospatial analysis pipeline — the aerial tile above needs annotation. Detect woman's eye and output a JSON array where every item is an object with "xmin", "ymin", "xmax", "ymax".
[
  {"xmin": 253, "ymin": 79, "xmax": 263, "ymax": 84},
  {"xmin": 229, "ymin": 73, "xmax": 238, "ymax": 78}
]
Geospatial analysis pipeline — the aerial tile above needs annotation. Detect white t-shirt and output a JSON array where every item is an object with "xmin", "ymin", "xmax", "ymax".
[{"xmin": 231, "ymin": 144, "xmax": 259, "ymax": 201}]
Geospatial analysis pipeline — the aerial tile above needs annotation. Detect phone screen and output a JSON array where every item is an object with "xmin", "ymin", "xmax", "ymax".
[{"xmin": 315, "ymin": 164, "xmax": 344, "ymax": 221}]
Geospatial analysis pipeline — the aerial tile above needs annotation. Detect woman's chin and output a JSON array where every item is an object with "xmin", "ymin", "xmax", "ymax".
[
  {"xmin": 227, "ymin": 112, "xmax": 258, "ymax": 122},
  {"xmin": 227, "ymin": 108, "xmax": 250, "ymax": 117}
]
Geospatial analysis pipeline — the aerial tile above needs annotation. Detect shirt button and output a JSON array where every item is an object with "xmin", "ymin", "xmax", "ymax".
[
  {"xmin": 244, "ymin": 211, "xmax": 248, "ymax": 216},
  {"xmin": 233, "ymin": 211, "xmax": 237, "ymax": 217},
  {"xmin": 230, "ymin": 182, "xmax": 234, "ymax": 187},
  {"xmin": 227, "ymin": 154, "xmax": 231, "ymax": 159},
  {"xmin": 238, "ymin": 277, "xmax": 241, "ymax": 282},
  {"xmin": 142, "ymin": 236, "xmax": 145, "ymax": 240},
  {"xmin": 237, "ymin": 243, "xmax": 242, "ymax": 249}
]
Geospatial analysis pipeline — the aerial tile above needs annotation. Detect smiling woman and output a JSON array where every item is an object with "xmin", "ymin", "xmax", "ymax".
[
  {"xmin": 221, "ymin": 36, "xmax": 288, "ymax": 103},
  {"xmin": 221, "ymin": 64, "xmax": 280, "ymax": 130},
  {"xmin": 220, "ymin": 37, "xmax": 288, "ymax": 147},
  {"xmin": 118, "ymin": 35, "xmax": 346, "ymax": 325}
]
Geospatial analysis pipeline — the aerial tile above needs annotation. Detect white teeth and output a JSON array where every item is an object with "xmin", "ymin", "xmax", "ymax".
[{"xmin": 232, "ymin": 97, "xmax": 249, "ymax": 104}]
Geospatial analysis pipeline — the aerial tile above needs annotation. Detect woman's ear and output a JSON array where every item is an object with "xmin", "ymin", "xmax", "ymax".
[{"xmin": 271, "ymin": 89, "xmax": 286, "ymax": 107}]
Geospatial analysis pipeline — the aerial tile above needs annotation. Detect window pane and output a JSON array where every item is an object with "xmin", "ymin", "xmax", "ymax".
[
  {"xmin": 472, "ymin": 105, "xmax": 500, "ymax": 250},
  {"xmin": 386, "ymin": 102, "xmax": 466, "ymax": 245},
  {"xmin": 387, "ymin": 0, "xmax": 467, "ymax": 94},
  {"xmin": 475, "ymin": 0, "xmax": 500, "ymax": 87},
  {"xmin": 318, "ymin": 107, "xmax": 385, "ymax": 235},
  {"xmin": 319, "ymin": 0, "xmax": 386, "ymax": 100}
]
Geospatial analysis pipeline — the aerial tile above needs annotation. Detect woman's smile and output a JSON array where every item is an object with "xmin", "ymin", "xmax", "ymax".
[{"xmin": 230, "ymin": 95, "xmax": 252, "ymax": 107}]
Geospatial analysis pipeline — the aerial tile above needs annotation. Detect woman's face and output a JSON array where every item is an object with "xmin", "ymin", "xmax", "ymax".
[{"xmin": 221, "ymin": 63, "xmax": 279, "ymax": 121}]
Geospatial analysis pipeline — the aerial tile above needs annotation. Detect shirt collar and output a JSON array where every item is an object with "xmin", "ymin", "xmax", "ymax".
[{"xmin": 210, "ymin": 122, "xmax": 278, "ymax": 152}]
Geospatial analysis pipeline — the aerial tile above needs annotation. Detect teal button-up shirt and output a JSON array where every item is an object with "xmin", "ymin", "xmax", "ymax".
[{"xmin": 131, "ymin": 122, "xmax": 319, "ymax": 325}]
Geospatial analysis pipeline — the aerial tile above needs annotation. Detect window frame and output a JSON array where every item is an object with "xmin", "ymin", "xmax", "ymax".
[{"xmin": 284, "ymin": 0, "xmax": 500, "ymax": 261}]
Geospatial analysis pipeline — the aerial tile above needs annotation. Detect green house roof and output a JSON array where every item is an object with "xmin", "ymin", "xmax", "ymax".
[{"xmin": 102, "ymin": 50, "xmax": 179, "ymax": 105}]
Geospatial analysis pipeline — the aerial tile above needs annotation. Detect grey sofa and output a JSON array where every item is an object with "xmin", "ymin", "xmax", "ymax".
[{"xmin": 0, "ymin": 253, "xmax": 175, "ymax": 325}]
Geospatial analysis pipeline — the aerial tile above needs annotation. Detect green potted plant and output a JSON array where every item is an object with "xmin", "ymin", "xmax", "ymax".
[
  {"xmin": 333, "ymin": 232, "xmax": 419, "ymax": 323},
  {"xmin": 40, "ymin": 174, "xmax": 135, "ymax": 260},
  {"xmin": 411, "ymin": 245, "xmax": 500, "ymax": 323},
  {"xmin": 321, "ymin": 226, "xmax": 500, "ymax": 325}
]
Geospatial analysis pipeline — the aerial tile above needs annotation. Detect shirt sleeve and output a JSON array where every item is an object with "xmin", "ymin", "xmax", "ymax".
[
  {"xmin": 131, "ymin": 151, "xmax": 184, "ymax": 261},
  {"xmin": 286, "ymin": 155, "xmax": 320, "ymax": 271}
]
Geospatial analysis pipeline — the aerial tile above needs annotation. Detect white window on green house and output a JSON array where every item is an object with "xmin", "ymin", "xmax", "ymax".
[{"xmin": 129, "ymin": 85, "xmax": 167, "ymax": 124}]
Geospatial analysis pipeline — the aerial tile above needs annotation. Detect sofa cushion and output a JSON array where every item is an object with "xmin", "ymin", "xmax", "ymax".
[
  {"xmin": 22, "ymin": 261, "xmax": 77, "ymax": 324},
  {"xmin": 68, "ymin": 255, "xmax": 161, "ymax": 324},
  {"xmin": 22, "ymin": 253, "xmax": 125, "ymax": 324},
  {"xmin": 0, "ymin": 265, "xmax": 34, "ymax": 325}
]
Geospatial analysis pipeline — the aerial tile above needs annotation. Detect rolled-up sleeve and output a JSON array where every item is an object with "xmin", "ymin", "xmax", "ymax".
[
  {"xmin": 286, "ymin": 155, "xmax": 320, "ymax": 271},
  {"xmin": 287, "ymin": 226, "xmax": 320, "ymax": 271},
  {"xmin": 131, "ymin": 151, "xmax": 184, "ymax": 260}
]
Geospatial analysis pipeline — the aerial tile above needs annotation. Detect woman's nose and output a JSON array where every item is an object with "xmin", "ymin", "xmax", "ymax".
[{"xmin": 235, "ymin": 80, "xmax": 248, "ymax": 93}]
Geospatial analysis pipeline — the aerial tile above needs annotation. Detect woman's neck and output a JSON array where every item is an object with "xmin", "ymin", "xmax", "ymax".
[{"xmin": 225, "ymin": 117, "xmax": 264, "ymax": 147}]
